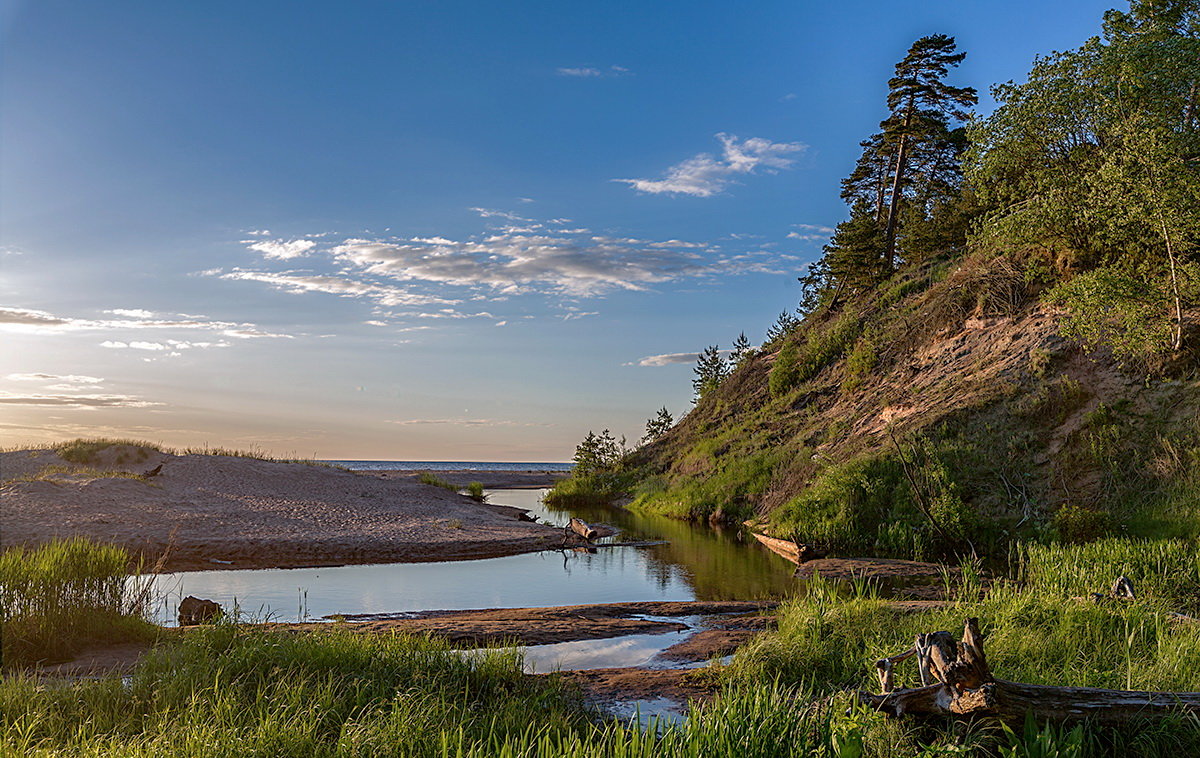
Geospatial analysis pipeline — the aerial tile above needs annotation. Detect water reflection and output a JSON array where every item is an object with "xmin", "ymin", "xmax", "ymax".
[{"xmin": 149, "ymin": 489, "xmax": 798, "ymax": 624}]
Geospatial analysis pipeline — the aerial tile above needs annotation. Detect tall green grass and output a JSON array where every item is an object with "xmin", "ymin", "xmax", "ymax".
[{"xmin": 0, "ymin": 539, "xmax": 157, "ymax": 667}]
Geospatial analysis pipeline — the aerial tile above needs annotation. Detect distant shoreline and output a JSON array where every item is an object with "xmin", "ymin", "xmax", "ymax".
[{"xmin": 370, "ymin": 469, "xmax": 568, "ymax": 489}]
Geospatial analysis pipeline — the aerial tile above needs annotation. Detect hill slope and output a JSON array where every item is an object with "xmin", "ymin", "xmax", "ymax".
[{"xmin": 620, "ymin": 255, "xmax": 1200, "ymax": 560}]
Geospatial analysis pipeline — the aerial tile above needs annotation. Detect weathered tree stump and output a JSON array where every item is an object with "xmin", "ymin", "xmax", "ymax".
[{"xmin": 860, "ymin": 616, "xmax": 1200, "ymax": 726}]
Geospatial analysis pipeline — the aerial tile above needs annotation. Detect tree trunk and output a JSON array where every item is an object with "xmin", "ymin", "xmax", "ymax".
[
  {"xmin": 1158, "ymin": 212, "xmax": 1185, "ymax": 352},
  {"xmin": 882, "ymin": 102, "xmax": 915, "ymax": 270},
  {"xmin": 860, "ymin": 680, "xmax": 1200, "ymax": 726}
]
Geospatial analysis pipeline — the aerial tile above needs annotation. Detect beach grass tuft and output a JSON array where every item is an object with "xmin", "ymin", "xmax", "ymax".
[{"xmin": 0, "ymin": 539, "xmax": 158, "ymax": 667}]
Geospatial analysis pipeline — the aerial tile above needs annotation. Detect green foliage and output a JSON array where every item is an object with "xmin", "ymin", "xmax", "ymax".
[
  {"xmin": 1047, "ymin": 266, "xmax": 1182, "ymax": 368},
  {"xmin": 0, "ymin": 539, "xmax": 157, "ymax": 667},
  {"xmin": 465, "ymin": 482, "xmax": 486, "ymax": 502},
  {"xmin": 1000, "ymin": 714, "xmax": 1086, "ymax": 758},
  {"xmin": 546, "ymin": 429, "xmax": 635, "ymax": 507},
  {"xmin": 634, "ymin": 447, "xmax": 785, "ymax": 523},
  {"xmin": 769, "ymin": 340, "xmax": 802, "ymax": 398},
  {"xmin": 764, "ymin": 310, "xmax": 801, "ymax": 345},
  {"xmin": 692, "ymin": 345, "xmax": 730, "ymax": 401},
  {"xmin": 772, "ymin": 441, "xmax": 992, "ymax": 560},
  {"xmin": 840, "ymin": 332, "xmax": 878, "ymax": 392},
  {"xmin": 571, "ymin": 429, "xmax": 626, "ymax": 476},
  {"xmin": 55, "ymin": 438, "xmax": 160, "ymax": 465},
  {"xmin": 417, "ymin": 471, "xmax": 458, "ymax": 491},
  {"xmin": 730, "ymin": 332, "xmax": 754, "ymax": 365},
  {"xmin": 1051, "ymin": 504, "xmax": 1115, "ymax": 543},
  {"xmin": 642, "ymin": 406, "xmax": 675, "ymax": 445},
  {"xmin": 967, "ymin": 2, "xmax": 1200, "ymax": 314}
]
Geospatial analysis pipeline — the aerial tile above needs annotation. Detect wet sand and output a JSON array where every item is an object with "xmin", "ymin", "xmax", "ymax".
[{"xmin": 271, "ymin": 600, "xmax": 777, "ymax": 646}]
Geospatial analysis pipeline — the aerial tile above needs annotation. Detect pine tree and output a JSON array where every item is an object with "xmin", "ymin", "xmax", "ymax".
[
  {"xmin": 641, "ymin": 407, "xmax": 674, "ymax": 444},
  {"xmin": 816, "ymin": 35, "xmax": 976, "ymax": 302},
  {"xmin": 730, "ymin": 332, "xmax": 753, "ymax": 365},
  {"xmin": 879, "ymin": 34, "xmax": 977, "ymax": 269},
  {"xmin": 692, "ymin": 345, "xmax": 729, "ymax": 401},
  {"xmin": 765, "ymin": 312, "xmax": 801, "ymax": 344}
]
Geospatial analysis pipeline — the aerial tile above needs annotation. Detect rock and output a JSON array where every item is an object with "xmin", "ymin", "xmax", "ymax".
[{"xmin": 178, "ymin": 596, "xmax": 223, "ymax": 626}]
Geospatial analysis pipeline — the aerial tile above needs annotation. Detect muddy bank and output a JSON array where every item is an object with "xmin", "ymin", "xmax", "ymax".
[
  {"xmin": 555, "ymin": 668, "xmax": 716, "ymax": 712},
  {"xmin": 270, "ymin": 600, "xmax": 776, "ymax": 646},
  {"xmin": 373, "ymin": 469, "xmax": 567, "ymax": 489},
  {"xmin": 793, "ymin": 556, "xmax": 951, "ymax": 580},
  {"xmin": 0, "ymin": 448, "xmax": 573, "ymax": 572}
]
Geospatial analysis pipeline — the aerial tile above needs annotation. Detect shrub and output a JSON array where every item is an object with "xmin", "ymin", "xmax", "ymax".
[{"xmin": 465, "ymin": 482, "xmax": 486, "ymax": 502}]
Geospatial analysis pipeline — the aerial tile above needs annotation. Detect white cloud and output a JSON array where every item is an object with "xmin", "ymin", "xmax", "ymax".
[
  {"xmin": 6, "ymin": 373, "xmax": 104, "ymax": 385},
  {"xmin": 788, "ymin": 223, "xmax": 836, "ymax": 241},
  {"xmin": 556, "ymin": 65, "xmax": 629, "ymax": 78},
  {"xmin": 106, "ymin": 308, "xmax": 156, "ymax": 319},
  {"xmin": 218, "ymin": 270, "xmax": 460, "ymax": 308},
  {"xmin": 245, "ymin": 238, "xmax": 317, "ymax": 260},
  {"xmin": 102, "ymin": 339, "xmax": 231, "ymax": 351},
  {"xmin": 0, "ymin": 305, "xmax": 290, "ymax": 340},
  {"xmin": 330, "ymin": 232, "xmax": 772, "ymax": 298},
  {"xmin": 617, "ymin": 133, "xmax": 805, "ymax": 197},
  {"xmin": 0, "ymin": 391, "xmax": 160, "ymax": 408},
  {"xmin": 629, "ymin": 349, "xmax": 736, "ymax": 367}
]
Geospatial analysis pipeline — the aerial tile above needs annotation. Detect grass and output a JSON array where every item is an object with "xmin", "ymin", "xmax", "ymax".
[
  {"xmin": 7, "ymin": 464, "xmax": 149, "ymax": 484},
  {"xmin": 54, "ymin": 438, "xmax": 161, "ymax": 465},
  {"xmin": 0, "ymin": 539, "xmax": 158, "ymax": 667},
  {"xmin": 418, "ymin": 471, "xmax": 459, "ymax": 491},
  {"xmin": 465, "ymin": 481, "xmax": 487, "ymax": 502},
  {"xmin": 719, "ymin": 549, "xmax": 1200, "ymax": 756},
  {"xmin": 0, "ymin": 627, "xmax": 846, "ymax": 757}
]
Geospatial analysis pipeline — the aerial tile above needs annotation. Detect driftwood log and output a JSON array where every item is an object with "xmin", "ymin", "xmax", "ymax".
[
  {"xmin": 567, "ymin": 518, "xmax": 598, "ymax": 541},
  {"xmin": 750, "ymin": 533, "xmax": 823, "ymax": 564},
  {"xmin": 860, "ymin": 617, "xmax": 1200, "ymax": 726}
]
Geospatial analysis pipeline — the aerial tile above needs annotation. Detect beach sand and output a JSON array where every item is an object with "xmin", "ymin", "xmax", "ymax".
[{"xmin": 0, "ymin": 448, "xmax": 572, "ymax": 572}]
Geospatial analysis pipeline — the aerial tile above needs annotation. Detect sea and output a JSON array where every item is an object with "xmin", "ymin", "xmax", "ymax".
[{"xmin": 322, "ymin": 460, "xmax": 573, "ymax": 472}]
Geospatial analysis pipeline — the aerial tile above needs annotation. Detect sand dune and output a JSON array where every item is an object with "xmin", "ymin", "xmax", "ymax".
[{"xmin": 0, "ymin": 447, "xmax": 568, "ymax": 572}]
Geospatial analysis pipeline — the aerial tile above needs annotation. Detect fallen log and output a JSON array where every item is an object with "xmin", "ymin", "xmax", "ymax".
[
  {"xmin": 567, "ymin": 518, "xmax": 598, "ymax": 541},
  {"xmin": 860, "ymin": 617, "xmax": 1200, "ymax": 726},
  {"xmin": 861, "ymin": 680, "xmax": 1200, "ymax": 725},
  {"xmin": 750, "ymin": 533, "xmax": 822, "ymax": 564}
]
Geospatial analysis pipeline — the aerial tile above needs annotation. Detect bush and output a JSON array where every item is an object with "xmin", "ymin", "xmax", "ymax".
[{"xmin": 768, "ymin": 340, "xmax": 802, "ymax": 397}]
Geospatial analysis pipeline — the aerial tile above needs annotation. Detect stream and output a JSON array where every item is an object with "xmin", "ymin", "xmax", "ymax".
[
  {"xmin": 150, "ymin": 488, "xmax": 800, "ymax": 625},
  {"xmin": 149, "ymin": 489, "xmax": 800, "ymax": 722}
]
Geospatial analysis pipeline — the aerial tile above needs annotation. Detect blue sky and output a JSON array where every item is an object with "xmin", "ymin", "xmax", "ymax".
[{"xmin": 1, "ymin": 0, "xmax": 1116, "ymax": 460}]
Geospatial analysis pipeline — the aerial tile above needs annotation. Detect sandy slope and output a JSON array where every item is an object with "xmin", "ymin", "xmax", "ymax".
[{"xmin": 0, "ymin": 448, "xmax": 569, "ymax": 571}]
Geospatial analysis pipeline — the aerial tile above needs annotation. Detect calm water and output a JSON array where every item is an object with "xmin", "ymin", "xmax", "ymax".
[
  {"xmin": 149, "ymin": 489, "xmax": 798, "ymax": 625},
  {"xmin": 324, "ymin": 460, "xmax": 572, "ymax": 472}
]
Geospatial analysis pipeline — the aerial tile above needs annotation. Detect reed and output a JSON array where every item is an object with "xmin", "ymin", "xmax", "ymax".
[{"xmin": 0, "ymin": 539, "xmax": 157, "ymax": 667}]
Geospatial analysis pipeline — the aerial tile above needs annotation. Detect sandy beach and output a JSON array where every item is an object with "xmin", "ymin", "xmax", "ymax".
[{"xmin": 0, "ymin": 447, "xmax": 572, "ymax": 572}]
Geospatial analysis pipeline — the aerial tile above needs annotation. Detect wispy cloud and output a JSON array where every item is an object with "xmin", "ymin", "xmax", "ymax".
[
  {"xmin": 787, "ymin": 223, "xmax": 836, "ymax": 241},
  {"xmin": 0, "ymin": 305, "xmax": 287, "ymax": 337},
  {"xmin": 556, "ymin": 65, "xmax": 629, "ymax": 78},
  {"xmin": 0, "ymin": 391, "xmax": 160, "ymax": 408},
  {"xmin": 6, "ymin": 373, "xmax": 104, "ymax": 385},
  {"xmin": 617, "ymin": 133, "xmax": 805, "ymax": 197},
  {"xmin": 628, "ymin": 349, "xmax": 735, "ymax": 367},
  {"xmin": 330, "ymin": 233, "xmax": 766, "ymax": 298},
  {"xmin": 244, "ymin": 238, "xmax": 317, "ymax": 260},
  {"xmin": 218, "ymin": 270, "xmax": 460, "ymax": 308}
]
